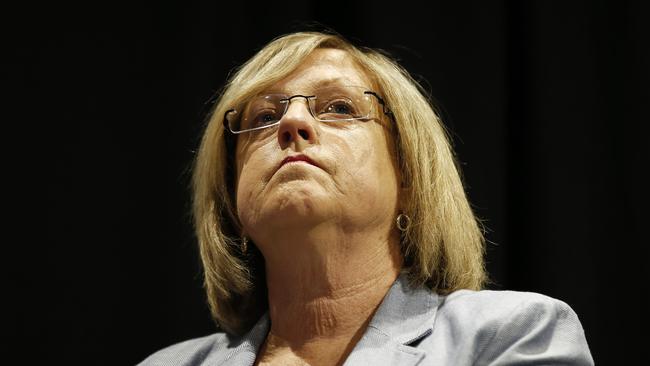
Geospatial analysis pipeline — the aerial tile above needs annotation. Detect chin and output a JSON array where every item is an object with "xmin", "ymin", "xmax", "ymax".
[
  {"xmin": 274, "ymin": 192, "xmax": 326, "ymax": 218},
  {"xmin": 256, "ymin": 188, "xmax": 333, "ymax": 228}
]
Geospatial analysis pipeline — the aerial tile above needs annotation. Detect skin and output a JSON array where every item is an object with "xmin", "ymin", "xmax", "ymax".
[{"xmin": 235, "ymin": 48, "xmax": 404, "ymax": 366}]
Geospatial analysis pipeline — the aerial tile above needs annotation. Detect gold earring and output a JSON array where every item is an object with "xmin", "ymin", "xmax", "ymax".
[{"xmin": 396, "ymin": 213, "xmax": 411, "ymax": 232}]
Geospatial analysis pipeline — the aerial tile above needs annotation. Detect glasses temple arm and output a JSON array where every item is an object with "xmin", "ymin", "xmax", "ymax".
[{"xmin": 364, "ymin": 91, "xmax": 395, "ymax": 121}]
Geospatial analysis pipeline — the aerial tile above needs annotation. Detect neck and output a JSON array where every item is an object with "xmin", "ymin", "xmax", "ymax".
[{"xmin": 256, "ymin": 222, "xmax": 402, "ymax": 363}]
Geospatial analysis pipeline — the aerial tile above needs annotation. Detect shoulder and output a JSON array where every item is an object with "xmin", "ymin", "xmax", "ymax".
[
  {"xmin": 437, "ymin": 289, "xmax": 587, "ymax": 342},
  {"xmin": 440, "ymin": 288, "xmax": 575, "ymax": 324},
  {"xmin": 137, "ymin": 313, "xmax": 269, "ymax": 365},
  {"xmin": 137, "ymin": 333, "xmax": 231, "ymax": 366},
  {"xmin": 422, "ymin": 289, "xmax": 594, "ymax": 365}
]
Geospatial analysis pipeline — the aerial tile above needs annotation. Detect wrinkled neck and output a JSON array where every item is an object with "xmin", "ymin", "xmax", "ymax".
[{"xmin": 261, "ymin": 224, "xmax": 403, "ymax": 344}]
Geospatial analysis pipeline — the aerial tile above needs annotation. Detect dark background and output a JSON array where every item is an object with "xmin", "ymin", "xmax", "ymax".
[{"xmin": 8, "ymin": 0, "xmax": 648, "ymax": 364}]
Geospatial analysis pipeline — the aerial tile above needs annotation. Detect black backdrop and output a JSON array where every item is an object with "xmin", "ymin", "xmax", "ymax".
[{"xmin": 9, "ymin": 1, "xmax": 648, "ymax": 364}]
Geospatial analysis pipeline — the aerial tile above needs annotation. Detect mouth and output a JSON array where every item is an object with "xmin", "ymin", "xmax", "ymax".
[{"xmin": 278, "ymin": 154, "xmax": 321, "ymax": 171}]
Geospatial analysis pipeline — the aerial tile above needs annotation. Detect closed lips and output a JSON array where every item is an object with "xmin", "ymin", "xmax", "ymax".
[{"xmin": 278, "ymin": 155, "xmax": 321, "ymax": 170}]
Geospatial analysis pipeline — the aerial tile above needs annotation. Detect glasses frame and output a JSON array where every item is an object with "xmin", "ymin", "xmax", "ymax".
[{"xmin": 222, "ymin": 88, "xmax": 395, "ymax": 134}]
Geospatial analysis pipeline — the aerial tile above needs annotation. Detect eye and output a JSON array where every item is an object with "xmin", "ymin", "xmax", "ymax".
[
  {"xmin": 327, "ymin": 102, "xmax": 352, "ymax": 114},
  {"xmin": 319, "ymin": 99, "xmax": 358, "ymax": 119},
  {"xmin": 248, "ymin": 109, "xmax": 282, "ymax": 128}
]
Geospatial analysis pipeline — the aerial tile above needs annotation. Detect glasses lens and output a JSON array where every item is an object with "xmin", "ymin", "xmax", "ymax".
[
  {"xmin": 233, "ymin": 94, "xmax": 287, "ymax": 132},
  {"xmin": 312, "ymin": 86, "xmax": 372, "ymax": 122},
  {"xmin": 228, "ymin": 86, "xmax": 375, "ymax": 133}
]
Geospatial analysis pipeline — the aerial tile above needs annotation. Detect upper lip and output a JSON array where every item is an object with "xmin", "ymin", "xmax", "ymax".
[{"xmin": 278, "ymin": 154, "xmax": 321, "ymax": 170}]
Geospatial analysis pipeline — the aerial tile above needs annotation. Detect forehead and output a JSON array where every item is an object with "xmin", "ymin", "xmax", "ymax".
[{"xmin": 268, "ymin": 48, "xmax": 372, "ymax": 92}]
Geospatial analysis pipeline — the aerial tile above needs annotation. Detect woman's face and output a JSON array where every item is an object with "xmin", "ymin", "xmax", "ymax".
[{"xmin": 235, "ymin": 48, "xmax": 400, "ymax": 244}]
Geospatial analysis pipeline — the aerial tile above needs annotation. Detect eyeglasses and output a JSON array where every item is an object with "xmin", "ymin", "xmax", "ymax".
[{"xmin": 223, "ymin": 85, "xmax": 394, "ymax": 134}]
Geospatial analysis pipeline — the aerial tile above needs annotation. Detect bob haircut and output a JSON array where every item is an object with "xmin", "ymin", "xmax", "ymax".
[{"xmin": 192, "ymin": 31, "xmax": 487, "ymax": 335}]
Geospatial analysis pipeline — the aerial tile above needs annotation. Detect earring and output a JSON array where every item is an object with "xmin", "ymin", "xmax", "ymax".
[
  {"xmin": 396, "ymin": 213, "xmax": 411, "ymax": 232},
  {"xmin": 241, "ymin": 237, "xmax": 249, "ymax": 254}
]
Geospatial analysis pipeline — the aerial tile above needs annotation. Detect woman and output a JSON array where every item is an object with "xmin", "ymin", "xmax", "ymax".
[{"xmin": 140, "ymin": 32, "xmax": 593, "ymax": 365}]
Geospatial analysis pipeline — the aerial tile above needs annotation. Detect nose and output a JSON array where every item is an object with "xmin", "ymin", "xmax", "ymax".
[{"xmin": 277, "ymin": 98, "xmax": 319, "ymax": 149}]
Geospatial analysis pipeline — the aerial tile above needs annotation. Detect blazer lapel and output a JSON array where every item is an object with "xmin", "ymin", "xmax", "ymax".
[
  {"xmin": 343, "ymin": 272, "xmax": 440, "ymax": 366},
  {"xmin": 202, "ymin": 313, "xmax": 270, "ymax": 366},
  {"xmin": 208, "ymin": 273, "xmax": 439, "ymax": 366},
  {"xmin": 342, "ymin": 327, "xmax": 427, "ymax": 366}
]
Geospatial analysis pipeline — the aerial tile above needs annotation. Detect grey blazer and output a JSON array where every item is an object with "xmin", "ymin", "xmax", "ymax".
[{"xmin": 139, "ymin": 273, "xmax": 594, "ymax": 365}]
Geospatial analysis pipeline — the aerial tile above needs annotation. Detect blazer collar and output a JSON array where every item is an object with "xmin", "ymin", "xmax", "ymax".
[
  {"xmin": 203, "ymin": 312, "xmax": 270, "ymax": 365},
  {"xmin": 216, "ymin": 272, "xmax": 439, "ymax": 366},
  {"xmin": 342, "ymin": 271, "xmax": 440, "ymax": 366},
  {"xmin": 367, "ymin": 271, "xmax": 440, "ymax": 344}
]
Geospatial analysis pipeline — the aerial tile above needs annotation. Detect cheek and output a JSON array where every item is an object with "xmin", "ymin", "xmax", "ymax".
[
  {"xmin": 234, "ymin": 138, "xmax": 277, "ymax": 224},
  {"xmin": 236, "ymin": 163, "xmax": 259, "ymax": 207},
  {"xmin": 331, "ymin": 128, "xmax": 399, "ymax": 208}
]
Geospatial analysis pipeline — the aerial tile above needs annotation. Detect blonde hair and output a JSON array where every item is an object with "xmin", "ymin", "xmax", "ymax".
[{"xmin": 192, "ymin": 31, "xmax": 487, "ymax": 335}]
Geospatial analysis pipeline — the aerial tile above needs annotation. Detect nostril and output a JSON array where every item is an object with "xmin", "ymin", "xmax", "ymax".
[
  {"xmin": 298, "ymin": 129, "xmax": 309, "ymax": 140},
  {"xmin": 282, "ymin": 131, "xmax": 292, "ymax": 143}
]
